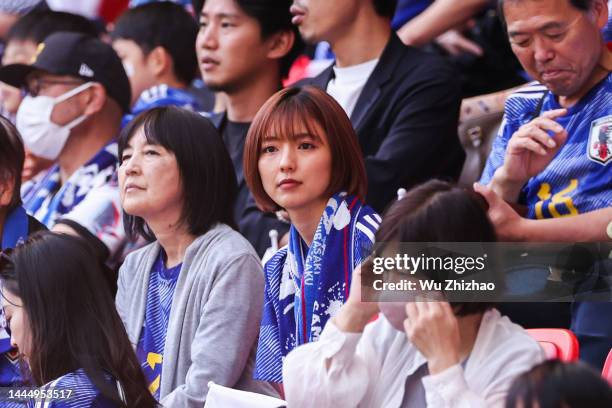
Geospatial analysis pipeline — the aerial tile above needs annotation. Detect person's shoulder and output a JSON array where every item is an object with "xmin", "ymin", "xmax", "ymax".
[
  {"xmin": 189, "ymin": 223, "xmax": 261, "ymax": 266},
  {"xmin": 354, "ymin": 205, "xmax": 381, "ymax": 244},
  {"xmin": 392, "ymin": 41, "xmax": 456, "ymax": 78},
  {"xmin": 43, "ymin": 369, "xmax": 114, "ymax": 408},
  {"xmin": 483, "ymin": 308, "xmax": 542, "ymax": 355},
  {"xmin": 263, "ymin": 246, "xmax": 289, "ymax": 274},
  {"xmin": 121, "ymin": 241, "xmax": 159, "ymax": 270},
  {"xmin": 502, "ymin": 81, "xmax": 549, "ymax": 120},
  {"xmin": 292, "ymin": 64, "xmax": 333, "ymax": 89},
  {"xmin": 43, "ymin": 368, "xmax": 98, "ymax": 396},
  {"xmin": 506, "ymin": 81, "xmax": 548, "ymax": 102}
]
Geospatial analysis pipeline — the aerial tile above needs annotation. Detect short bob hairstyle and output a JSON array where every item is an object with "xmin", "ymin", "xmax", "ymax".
[
  {"xmin": 118, "ymin": 106, "xmax": 238, "ymax": 241},
  {"xmin": 244, "ymin": 86, "xmax": 367, "ymax": 213},
  {"xmin": 0, "ymin": 115, "xmax": 25, "ymax": 212},
  {"xmin": 372, "ymin": 179, "xmax": 497, "ymax": 316}
]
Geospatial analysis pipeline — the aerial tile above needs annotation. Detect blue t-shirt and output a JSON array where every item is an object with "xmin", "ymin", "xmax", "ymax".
[
  {"xmin": 136, "ymin": 250, "xmax": 182, "ymax": 399},
  {"xmin": 122, "ymin": 84, "xmax": 202, "ymax": 128},
  {"xmin": 480, "ymin": 75, "xmax": 612, "ymax": 218},
  {"xmin": 24, "ymin": 369, "xmax": 118, "ymax": 407}
]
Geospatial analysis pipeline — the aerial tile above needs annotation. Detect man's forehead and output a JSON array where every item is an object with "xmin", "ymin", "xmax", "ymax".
[
  {"xmin": 504, "ymin": 0, "xmax": 583, "ymax": 30},
  {"xmin": 201, "ymin": 0, "xmax": 243, "ymax": 18},
  {"xmin": 504, "ymin": 0, "xmax": 581, "ymax": 21}
]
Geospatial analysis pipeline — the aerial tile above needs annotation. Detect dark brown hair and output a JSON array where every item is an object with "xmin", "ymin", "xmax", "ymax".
[
  {"xmin": 0, "ymin": 232, "xmax": 157, "ymax": 407},
  {"xmin": 505, "ymin": 360, "xmax": 612, "ymax": 408},
  {"xmin": 244, "ymin": 86, "xmax": 367, "ymax": 212},
  {"xmin": 373, "ymin": 179, "xmax": 497, "ymax": 316},
  {"xmin": 498, "ymin": 0, "xmax": 595, "ymax": 28},
  {"xmin": 0, "ymin": 115, "xmax": 25, "ymax": 212}
]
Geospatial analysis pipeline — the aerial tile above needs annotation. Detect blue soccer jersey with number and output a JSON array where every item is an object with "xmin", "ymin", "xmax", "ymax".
[{"xmin": 480, "ymin": 74, "xmax": 612, "ymax": 219}]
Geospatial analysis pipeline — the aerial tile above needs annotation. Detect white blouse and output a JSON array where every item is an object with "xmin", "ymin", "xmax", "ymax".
[{"xmin": 283, "ymin": 309, "xmax": 545, "ymax": 408}]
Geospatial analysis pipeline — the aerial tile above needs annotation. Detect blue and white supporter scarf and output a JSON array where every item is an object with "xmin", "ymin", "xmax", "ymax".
[
  {"xmin": 21, "ymin": 143, "xmax": 118, "ymax": 228},
  {"xmin": 254, "ymin": 192, "xmax": 380, "ymax": 382}
]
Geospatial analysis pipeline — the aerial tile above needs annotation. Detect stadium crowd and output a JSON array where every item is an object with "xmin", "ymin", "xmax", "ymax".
[{"xmin": 0, "ymin": 0, "xmax": 611, "ymax": 407}]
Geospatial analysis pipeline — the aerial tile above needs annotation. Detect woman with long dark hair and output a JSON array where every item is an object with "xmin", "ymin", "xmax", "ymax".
[{"xmin": 0, "ymin": 232, "xmax": 156, "ymax": 407}]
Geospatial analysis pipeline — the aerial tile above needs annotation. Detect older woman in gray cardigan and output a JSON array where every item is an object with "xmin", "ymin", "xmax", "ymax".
[{"xmin": 115, "ymin": 107, "xmax": 273, "ymax": 407}]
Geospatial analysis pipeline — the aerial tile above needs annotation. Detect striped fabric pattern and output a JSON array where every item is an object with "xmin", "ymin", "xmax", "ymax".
[
  {"xmin": 136, "ymin": 252, "xmax": 182, "ymax": 400},
  {"xmin": 30, "ymin": 369, "xmax": 118, "ymax": 407},
  {"xmin": 254, "ymin": 193, "xmax": 379, "ymax": 382},
  {"xmin": 480, "ymin": 75, "xmax": 612, "ymax": 219}
]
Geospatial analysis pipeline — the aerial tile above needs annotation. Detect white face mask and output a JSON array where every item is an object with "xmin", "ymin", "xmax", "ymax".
[
  {"xmin": 122, "ymin": 61, "xmax": 135, "ymax": 78},
  {"xmin": 16, "ymin": 82, "xmax": 94, "ymax": 160}
]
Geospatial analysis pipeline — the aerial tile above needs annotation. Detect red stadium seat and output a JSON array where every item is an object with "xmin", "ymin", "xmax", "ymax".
[
  {"xmin": 603, "ymin": 349, "xmax": 612, "ymax": 385},
  {"xmin": 527, "ymin": 328, "xmax": 579, "ymax": 362}
]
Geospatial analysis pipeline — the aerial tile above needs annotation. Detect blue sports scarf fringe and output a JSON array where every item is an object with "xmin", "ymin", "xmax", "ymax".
[{"xmin": 254, "ymin": 192, "xmax": 380, "ymax": 382}]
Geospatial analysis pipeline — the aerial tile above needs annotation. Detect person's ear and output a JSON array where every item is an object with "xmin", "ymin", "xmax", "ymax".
[
  {"xmin": 266, "ymin": 30, "xmax": 295, "ymax": 60},
  {"xmin": 0, "ymin": 176, "xmax": 15, "ymax": 207},
  {"xmin": 589, "ymin": 0, "xmax": 608, "ymax": 29},
  {"xmin": 145, "ymin": 46, "xmax": 171, "ymax": 78},
  {"xmin": 81, "ymin": 83, "xmax": 107, "ymax": 116}
]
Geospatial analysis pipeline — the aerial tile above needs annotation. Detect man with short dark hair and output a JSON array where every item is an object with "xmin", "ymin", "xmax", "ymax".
[
  {"xmin": 0, "ymin": 31, "xmax": 131, "ymax": 268},
  {"xmin": 477, "ymin": 0, "xmax": 612, "ymax": 369},
  {"xmin": 293, "ymin": 0, "xmax": 464, "ymax": 212},
  {"xmin": 195, "ymin": 0, "xmax": 303, "ymax": 255},
  {"xmin": 112, "ymin": 2, "xmax": 204, "ymax": 126}
]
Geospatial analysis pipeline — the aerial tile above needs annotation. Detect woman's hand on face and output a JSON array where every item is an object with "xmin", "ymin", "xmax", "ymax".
[
  {"xmin": 333, "ymin": 264, "xmax": 380, "ymax": 333},
  {"xmin": 404, "ymin": 300, "xmax": 461, "ymax": 375}
]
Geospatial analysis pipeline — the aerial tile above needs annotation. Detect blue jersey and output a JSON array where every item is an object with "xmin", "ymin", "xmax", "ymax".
[
  {"xmin": 122, "ymin": 84, "xmax": 202, "ymax": 128},
  {"xmin": 26, "ymin": 369, "xmax": 119, "ymax": 407},
  {"xmin": 136, "ymin": 251, "xmax": 181, "ymax": 399},
  {"xmin": 480, "ymin": 75, "xmax": 612, "ymax": 219}
]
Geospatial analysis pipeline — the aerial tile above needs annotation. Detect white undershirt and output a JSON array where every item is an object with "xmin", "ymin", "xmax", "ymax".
[{"xmin": 326, "ymin": 58, "xmax": 379, "ymax": 118}]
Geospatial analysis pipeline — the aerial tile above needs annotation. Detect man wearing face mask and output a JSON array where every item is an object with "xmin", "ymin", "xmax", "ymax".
[{"xmin": 0, "ymin": 31, "xmax": 131, "ymax": 271}]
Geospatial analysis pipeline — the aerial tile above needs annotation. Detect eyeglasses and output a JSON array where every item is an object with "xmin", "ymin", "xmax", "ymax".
[{"xmin": 24, "ymin": 78, "xmax": 84, "ymax": 97}]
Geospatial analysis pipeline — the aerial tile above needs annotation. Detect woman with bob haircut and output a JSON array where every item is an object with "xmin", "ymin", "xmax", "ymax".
[
  {"xmin": 283, "ymin": 180, "xmax": 544, "ymax": 407},
  {"xmin": 116, "ymin": 107, "xmax": 272, "ymax": 406},
  {"xmin": 505, "ymin": 360, "xmax": 612, "ymax": 408},
  {"xmin": 244, "ymin": 86, "xmax": 380, "ymax": 383},
  {"xmin": 0, "ymin": 232, "xmax": 156, "ymax": 407}
]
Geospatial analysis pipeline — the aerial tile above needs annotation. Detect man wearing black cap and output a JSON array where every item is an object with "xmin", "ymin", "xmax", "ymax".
[{"xmin": 0, "ymin": 31, "xmax": 131, "ymax": 266}]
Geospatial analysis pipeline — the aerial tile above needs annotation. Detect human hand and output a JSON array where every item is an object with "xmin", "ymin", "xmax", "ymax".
[
  {"xmin": 435, "ymin": 29, "xmax": 483, "ymax": 57},
  {"xmin": 334, "ymin": 264, "xmax": 380, "ymax": 333},
  {"xmin": 474, "ymin": 182, "xmax": 527, "ymax": 241},
  {"xmin": 500, "ymin": 109, "xmax": 568, "ymax": 186},
  {"xmin": 404, "ymin": 300, "xmax": 460, "ymax": 375}
]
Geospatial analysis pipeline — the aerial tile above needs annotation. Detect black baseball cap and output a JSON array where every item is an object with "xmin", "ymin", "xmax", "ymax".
[{"xmin": 0, "ymin": 31, "xmax": 131, "ymax": 113}]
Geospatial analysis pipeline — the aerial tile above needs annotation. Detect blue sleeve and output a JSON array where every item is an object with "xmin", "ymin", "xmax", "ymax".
[{"xmin": 479, "ymin": 114, "xmax": 518, "ymax": 185}]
